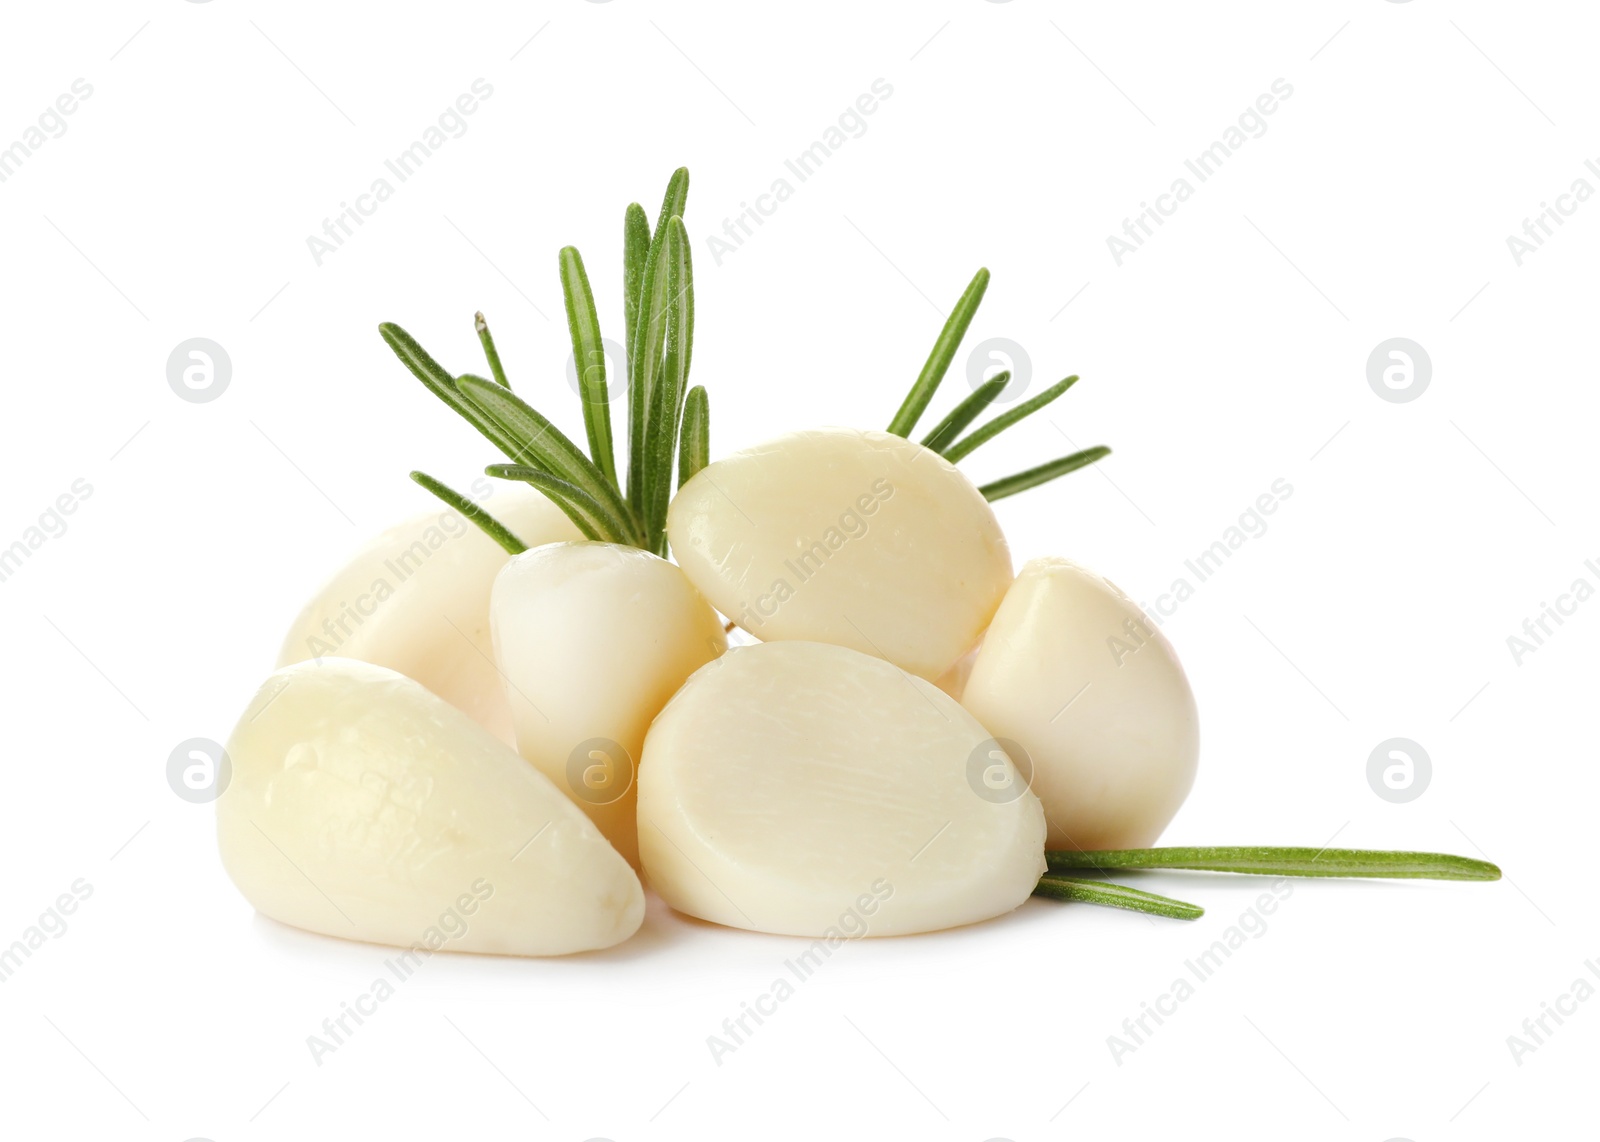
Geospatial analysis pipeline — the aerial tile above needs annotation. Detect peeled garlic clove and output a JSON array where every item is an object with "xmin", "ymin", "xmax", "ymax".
[
  {"xmin": 276, "ymin": 486, "xmax": 581, "ymax": 741},
  {"xmin": 961, "ymin": 557, "xmax": 1200, "ymax": 851},
  {"xmin": 218, "ymin": 658, "xmax": 643, "ymax": 956},
  {"xmin": 667, "ymin": 427, "xmax": 1012, "ymax": 681},
  {"xmin": 492, "ymin": 542, "xmax": 727, "ymax": 866},
  {"xmin": 638, "ymin": 640, "xmax": 1046, "ymax": 936}
]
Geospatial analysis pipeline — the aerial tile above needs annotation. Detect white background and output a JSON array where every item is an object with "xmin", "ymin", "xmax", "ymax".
[{"xmin": 1, "ymin": 1, "xmax": 1594, "ymax": 1139}]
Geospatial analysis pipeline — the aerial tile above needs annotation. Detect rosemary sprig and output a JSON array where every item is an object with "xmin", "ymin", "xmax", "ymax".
[
  {"xmin": 383, "ymin": 168, "xmax": 699, "ymax": 558},
  {"xmin": 473, "ymin": 312, "xmax": 509, "ymax": 388},
  {"xmin": 889, "ymin": 271, "xmax": 1110, "ymax": 501},
  {"xmin": 622, "ymin": 203, "xmax": 650, "ymax": 391},
  {"xmin": 486, "ymin": 464, "xmax": 637, "ymax": 546},
  {"xmin": 455, "ymin": 374, "xmax": 638, "ymax": 534},
  {"xmin": 644, "ymin": 217, "xmax": 694, "ymax": 552},
  {"xmin": 1034, "ymin": 873, "xmax": 1204, "ymax": 921},
  {"xmin": 409, "ymin": 471, "xmax": 526, "ymax": 555},
  {"xmin": 628, "ymin": 168, "xmax": 689, "ymax": 524},
  {"xmin": 558, "ymin": 247, "xmax": 617, "ymax": 486},
  {"xmin": 680, "ymin": 385, "xmax": 709, "ymax": 488},
  {"xmin": 979, "ymin": 446, "xmax": 1111, "ymax": 502},
  {"xmin": 920, "ymin": 372, "xmax": 1008, "ymax": 454},
  {"xmin": 943, "ymin": 374, "xmax": 1081, "ymax": 463},
  {"xmin": 1034, "ymin": 846, "xmax": 1499, "ymax": 921},
  {"xmin": 1046, "ymin": 846, "xmax": 1502, "ymax": 882},
  {"xmin": 379, "ymin": 323, "xmax": 525, "ymax": 459},
  {"xmin": 887, "ymin": 267, "xmax": 989, "ymax": 438}
]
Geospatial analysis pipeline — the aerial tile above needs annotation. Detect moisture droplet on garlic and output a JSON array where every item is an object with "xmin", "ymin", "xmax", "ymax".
[
  {"xmin": 961, "ymin": 557, "xmax": 1200, "ymax": 851},
  {"xmin": 217, "ymin": 657, "xmax": 644, "ymax": 956},
  {"xmin": 276, "ymin": 486, "xmax": 580, "ymax": 741},
  {"xmin": 491, "ymin": 542, "xmax": 727, "ymax": 866},
  {"xmin": 667, "ymin": 427, "xmax": 1013, "ymax": 681},
  {"xmin": 638, "ymin": 640, "xmax": 1046, "ymax": 936}
]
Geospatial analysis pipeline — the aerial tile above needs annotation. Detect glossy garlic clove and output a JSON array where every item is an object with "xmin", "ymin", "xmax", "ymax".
[
  {"xmin": 218, "ymin": 658, "xmax": 644, "ymax": 956},
  {"xmin": 276, "ymin": 485, "xmax": 581, "ymax": 741},
  {"xmin": 491, "ymin": 541, "xmax": 727, "ymax": 866},
  {"xmin": 638, "ymin": 640, "xmax": 1046, "ymax": 936},
  {"xmin": 667, "ymin": 427, "xmax": 1012, "ymax": 681},
  {"xmin": 961, "ymin": 557, "xmax": 1200, "ymax": 851}
]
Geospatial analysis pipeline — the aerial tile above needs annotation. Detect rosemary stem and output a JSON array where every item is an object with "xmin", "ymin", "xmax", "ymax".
[
  {"xmin": 409, "ymin": 471, "xmax": 526, "ymax": 555},
  {"xmin": 887, "ymin": 267, "xmax": 989, "ymax": 438},
  {"xmin": 1045, "ymin": 846, "xmax": 1501, "ymax": 882},
  {"xmin": 979, "ymin": 446, "xmax": 1110, "ymax": 501},
  {"xmin": 474, "ymin": 312, "xmax": 509, "ymax": 388},
  {"xmin": 1034, "ymin": 873, "xmax": 1204, "ymax": 920}
]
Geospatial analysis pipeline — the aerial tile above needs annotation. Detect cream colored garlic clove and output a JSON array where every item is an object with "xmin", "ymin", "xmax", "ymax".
[
  {"xmin": 638, "ymin": 640, "xmax": 1046, "ymax": 937},
  {"xmin": 491, "ymin": 542, "xmax": 727, "ymax": 866},
  {"xmin": 276, "ymin": 486, "xmax": 581, "ymax": 741},
  {"xmin": 961, "ymin": 557, "xmax": 1200, "ymax": 851},
  {"xmin": 218, "ymin": 658, "xmax": 644, "ymax": 956},
  {"xmin": 667, "ymin": 427, "xmax": 1012, "ymax": 681}
]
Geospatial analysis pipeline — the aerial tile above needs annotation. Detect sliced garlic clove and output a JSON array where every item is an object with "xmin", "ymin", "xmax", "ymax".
[
  {"xmin": 961, "ymin": 557, "xmax": 1200, "ymax": 851},
  {"xmin": 638, "ymin": 640, "xmax": 1046, "ymax": 936},
  {"xmin": 276, "ymin": 485, "xmax": 581, "ymax": 741},
  {"xmin": 492, "ymin": 542, "xmax": 727, "ymax": 867},
  {"xmin": 218, "ymin": 658, "xmax": 644, "ymax": 956},
  {"xmin": 667, "ymin": 427, "xmax": 1012, "ymax": 681}
]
